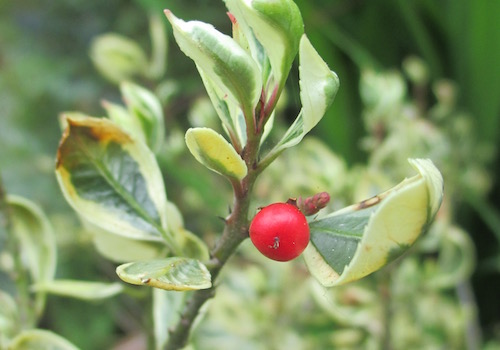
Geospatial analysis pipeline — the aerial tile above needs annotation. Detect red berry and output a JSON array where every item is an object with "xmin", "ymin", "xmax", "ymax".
[{"xmin": 249, "ymin": 203, "xmax": 310, "ymax": 262}]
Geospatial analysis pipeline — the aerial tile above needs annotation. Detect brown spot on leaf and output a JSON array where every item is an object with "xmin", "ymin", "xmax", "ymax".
[{"xmin": 357, "ymin": 196, "xmax": 381, "ymax": 210}]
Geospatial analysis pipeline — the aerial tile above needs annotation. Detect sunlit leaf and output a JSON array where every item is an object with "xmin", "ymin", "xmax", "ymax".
[
  {"xmin": 185, "ymin": 127, "xmax": 247, "ymax": 181},
  {"xmin": 120, "ymin": 82, "xmax": 165, "ymax": 153},
  {"xmin": 55, "ymin": 117, "xmax": 179, "ymax": 253},
  {"xmin": 32, "ymin": 280, "xmax": 123, "ymax": 301},
  {"xmin": 165, "ymin": 10, "xmax": 261, "ymax": 118},
  {"xmin": 304, "ymin": 159, "xmax": 444, "ymax": 286},
  {"xmin": 8, "ymin": 329, "xmax": 79, "ymax": 350},
  {"xmin": 224, "ymin": 0, "xmax": 304, "ymax": 92},
  {"xmin": 116, "ymin": 257, "xmax": 212, "ymax": 291}
]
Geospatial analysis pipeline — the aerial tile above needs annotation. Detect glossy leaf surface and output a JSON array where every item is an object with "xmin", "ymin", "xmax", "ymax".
[
  {"xmin": 116, "ymin": 257, "xmax": 212, "ymax": 291},
  {"xmin": 165, "ymin": 10, "xmax": 261, "ymax": 117},
  {"xmin": 225, "ymin": 0, "xmax": 304, "ymax": 92},
  {"xmin": 55, "ymin": 117, "xmax": 175, "ymax": 250},
  {"xmin": 304, "ymin": 159, "xmax": 444, "ymax": 286},
  {"xmin": 185, "ymin": 127, "xmax": 247, "ymax": 181}
]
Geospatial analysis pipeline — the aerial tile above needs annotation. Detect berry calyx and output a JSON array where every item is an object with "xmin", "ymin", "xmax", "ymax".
[{"xmin": 249, "ymin": 203, "xmax": 310, "ymax": 262}]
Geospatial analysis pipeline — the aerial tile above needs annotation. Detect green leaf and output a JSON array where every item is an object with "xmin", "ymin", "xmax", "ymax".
[
  {"xmin": 166, "ymin": 202, "xmax": 210, "ymax": 261},
  {"xmin": 8, "ymin": 329, "xmax": 79, "ymax": 350},
  {"xmin": 120, "ymin": 82, "xmax": 165, "ymax": 153},
  {"xmin": 0, "ymin": 290, "xmax": 19, "ymax": 345},
  {"xmin": 55, "ymin": 117, "xmax": 179, "ymax": 253},
  {"xmin": 6, "ymin": 196, "xmax": 56, "ymax": 285},
  {"xmin": 197, "ymin": 68, "xmax": 244, "ymax": 146},
  {"xmin": 165, "ymin": 10, "xmax": 261, "ymax": 118},
  {"xmin": 116, "ymin": 257, "xmax": 212, "ymax": 291},
  {"xmin": 299, "ymin": 35, "xmax": 340, "ymax": 133},
  {"xmin": 147, "ymin": 14, "xmax": 168, "ymax": 80},
  {"xmin": 270, "ymin": 35, "xmax": 339, "ymax": 154},
  {"xmin": 7, "ymin": 195, "xmax": 56, "ymax": 317},
  {"xmin": 185, "ymin": 127, "xmax": 247, "ymax": 181},
  {"xmin": 152, "ymin": 289, "xmax": 186, "ymax": 350},
  {"xmin": 304, "ymin": 159, "xmax": 444, "ymax": 287},
  {"xmin": 90, "ymin": 33, "xmax": 148, "ymax": 84},
  {"xmin": 32, "ymin": 280, "xmax": 123, "ymax": 301},
  {"xmin": 101, "ymin": 100, "xmax": 143, "ymax": 144},
  {"xmin": 91, "ymin": 224, "xmax": 165, "ymax": 263},
  {"xmin": 224, "ymin": 0, "xmax": 304, "ymax": 92}
]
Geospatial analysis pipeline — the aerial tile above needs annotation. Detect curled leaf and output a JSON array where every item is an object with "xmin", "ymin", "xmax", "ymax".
[
  {"xmin": 116, "ymin": 257, "xmax": 212, "ymax": 291},
  {"xmin": 304, "ymin": 159, "xmax": 444, "ymax": 287},
  {"xmin": 165, "ymin": 10, "xmax": 261, "ymax": 117},
  {"xmin": 225, "ymin": 0, "xmax": 304, "ymax": 92}
]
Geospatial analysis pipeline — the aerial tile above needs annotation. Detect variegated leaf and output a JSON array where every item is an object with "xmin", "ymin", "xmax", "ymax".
[
  {"xmin": 116, "ymin": 257, "xmax": 212, "ymax": 291},
  {"xmin": 185, "ymin": 127, "xmax": 247, "ymax": 181},
  {"xmin": 165, "ymin": 10, "xmax": 261, "ymax": 118},
  {"xmin": 55, "ymin": 117, "xmax": 179, "ymax": 253},
  {"xmin": 304, "ymin": 159, "xmax": 444, "ymax": 287}
]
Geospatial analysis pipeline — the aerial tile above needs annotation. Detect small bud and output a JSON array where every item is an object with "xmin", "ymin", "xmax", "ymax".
[{"xmin": 297, "ymin": 192, "xmax": 330, "ymax": 216}]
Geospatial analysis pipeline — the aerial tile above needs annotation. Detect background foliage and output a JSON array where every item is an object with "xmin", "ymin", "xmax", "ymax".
[{"xmin": 1, "ymin": 0, "xmax": 500, "ymax": 348}]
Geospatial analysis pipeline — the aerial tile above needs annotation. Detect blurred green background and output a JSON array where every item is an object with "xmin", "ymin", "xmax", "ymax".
[{"xmin": 1, "ymin": 0, "xmax": 500, "ymax": 348}]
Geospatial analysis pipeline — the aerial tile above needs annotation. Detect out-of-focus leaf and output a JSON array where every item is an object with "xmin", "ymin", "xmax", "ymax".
[
  {"xmin": 7, "ymin": 195, "xmax": 56, "ymax": 284},
  {"xmin": 0, "ymin": 183, "xmax": 9, "ymax": 256},
  {"xmin": 165, "ymin": 10, "xmax": 261, "ymax": 118},
  {"xmin": 90, "ymin": 33, "xmax": 148, "ymax": 84},
  {"xmin": 90, "ymin": 224, "xmax": 165, "ymax": 263},
  {"xmin": 32, "ymin": 280, "xmax": 123, "ymax": 301},
  {"xmin": 147, "ymin": 14, "xmax": 168, "ymax": 80},
  {"xmin": 116, "ymin": 257, "xmax": 212, "ymax": 291},
  {"xmin": 185, "ymin": 127, "xmax": 247, "ymax": 181},
  {"xmin": 101, "ymin": 100, "xmax": 143, "ymax": 143},
  {"xmin": 166, "ymin": 202, "xmax": 210, "ymax": 261},
  {"xmin": 55, "ymin": 117, "xmax": 179, "ymax": 253},
  {"xmin": 224, "ymin": 0, "xmax": 304, "ymax": 93},
  {"xmin": 0, "ymin": 290, "xmax": 19, "ymax": 346},
  {"xmin": 120, "ymin": 82, "xmax": 165, "ymax": 153},
  {"xmin": 304, "ymin": 159, "xmax": 444, "ymax": 286},
  {"xmin": 152, "ymin": 289, "xmax": 186, "ymax": 350},
  {"xmin": 7, "ymin": 329, "xmax": 79, "ymax": 350},
  {"xmin": 7, "ymin": 195, "xmax": 56, "ymax": 316}
]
